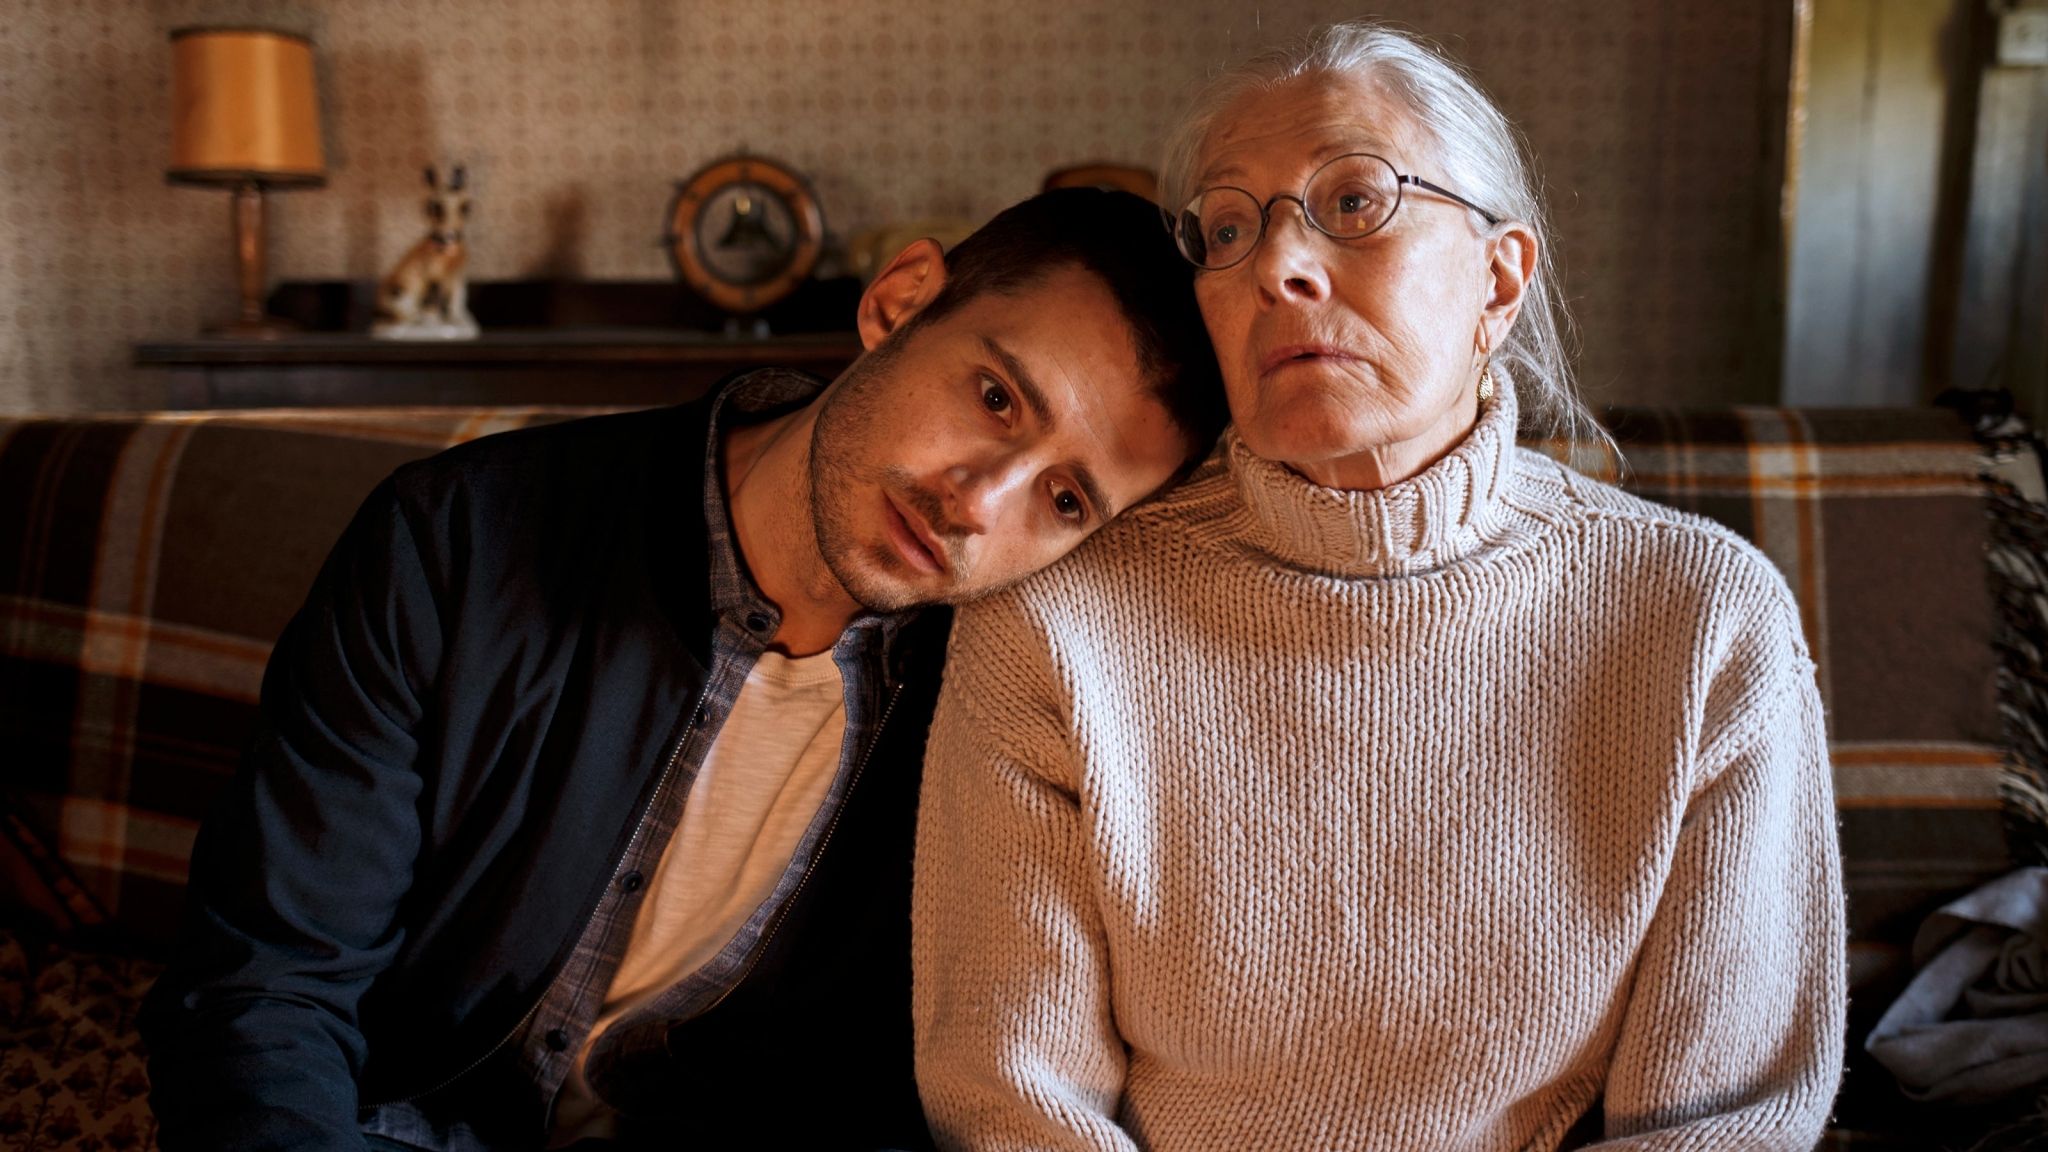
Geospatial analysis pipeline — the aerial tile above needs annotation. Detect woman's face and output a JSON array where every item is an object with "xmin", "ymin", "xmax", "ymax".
[{"xmin": 1190, "ymin": 74, "xmax": 1520, "ymax": 489}]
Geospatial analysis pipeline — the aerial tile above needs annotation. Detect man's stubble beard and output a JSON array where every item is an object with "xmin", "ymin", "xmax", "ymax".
[{"xmin": 807, "ymin": 338, "xmax": 950, "ymax": 613}]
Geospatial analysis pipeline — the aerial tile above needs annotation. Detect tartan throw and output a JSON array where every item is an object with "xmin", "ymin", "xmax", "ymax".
[
  {"xmin": 0, "ymin": 400, "xmax": 2029, "ymax": 1148},
  {"xmin": 0, "ymin": 404, "xmax": 2020, "ymax": 955},
  {"xmin": 1939, "ymin": 391, "xmax": 2048, "ymax": 868},
  {"xmin": 0, "ymin": 409, "xmax": 608, "ymax": 949}
]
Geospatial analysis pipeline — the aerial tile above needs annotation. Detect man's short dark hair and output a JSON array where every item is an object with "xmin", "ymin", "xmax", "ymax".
[{"xmin": 907, "ymin": 187, "xmax": 1228, "ymax": 463}]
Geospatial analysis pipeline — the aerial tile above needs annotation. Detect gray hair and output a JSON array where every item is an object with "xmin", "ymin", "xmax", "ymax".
[{"xmin": 1160, "ymin": 20, "xmax": 1603, "ymax": 448}]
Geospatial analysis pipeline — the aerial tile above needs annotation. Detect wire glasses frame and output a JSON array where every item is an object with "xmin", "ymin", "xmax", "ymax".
[{"xmin": 1167, "ymin": 152, "xmax": 1504, "ymax": 271}]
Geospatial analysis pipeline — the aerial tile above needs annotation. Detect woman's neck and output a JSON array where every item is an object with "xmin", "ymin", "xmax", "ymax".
[
  {"xmin": 1227, "ymin": 382, "xmax": 1518, "ymax": 579},
  {"xmin": 1286, "ymin": 387, "xmax": 1481, "ymax": 492}
]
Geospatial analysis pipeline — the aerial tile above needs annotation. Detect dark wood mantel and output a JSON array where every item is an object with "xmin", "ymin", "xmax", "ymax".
[
  {"xmin": 135, "ymin": 329, "xmax": 865, "ymax": 408},
  {"xmin": 134, "ymin": 278, "xmax": 867, "ymax": 409}
]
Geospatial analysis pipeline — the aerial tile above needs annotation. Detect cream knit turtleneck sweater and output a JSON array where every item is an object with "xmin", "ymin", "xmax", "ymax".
[{"xmin": 912, "ymin": 387, "xmax": 1846, "ymax": 1152}]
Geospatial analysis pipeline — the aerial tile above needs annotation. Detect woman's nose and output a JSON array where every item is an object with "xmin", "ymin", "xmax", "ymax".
[{"xmin": 1252, "ymin": 201, "xmax": 1331, "ymax": 306}]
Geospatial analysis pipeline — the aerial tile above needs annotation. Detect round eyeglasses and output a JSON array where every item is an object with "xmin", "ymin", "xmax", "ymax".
[{"xmin": 1168, "ymin": 152, "xmax": 1504, "ymax": 271}]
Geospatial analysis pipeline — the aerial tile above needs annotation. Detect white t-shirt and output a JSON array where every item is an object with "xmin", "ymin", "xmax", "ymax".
[{"xmin": 549, "ymin": 648, "xmax": 847, "ymax": 1143}]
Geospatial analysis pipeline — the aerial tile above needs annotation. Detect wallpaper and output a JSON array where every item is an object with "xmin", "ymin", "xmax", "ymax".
[{"xmin": 0, "ymin": 0, "xmax": 1786, "ymax": 411}]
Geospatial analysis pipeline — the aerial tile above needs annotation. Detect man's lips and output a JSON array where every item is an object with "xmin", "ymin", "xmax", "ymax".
[
  {"xmin": 1259, "ymin": 343, "xmax": 1359, "ymax": 378},
  {"xmin": 883, "ymin": 493, "xmax": 949, "ymax": 577}
]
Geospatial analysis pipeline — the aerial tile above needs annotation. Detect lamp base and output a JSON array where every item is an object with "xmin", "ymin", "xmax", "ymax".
[{"xmin": 208, "ymin": 181, "xmax": 298, "ymax": 340}]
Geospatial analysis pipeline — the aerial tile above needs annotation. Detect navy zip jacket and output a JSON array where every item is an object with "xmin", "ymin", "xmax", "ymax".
[{"xmin": 139, "ymin": 391, "xmax": 950, "ymax": 1151}]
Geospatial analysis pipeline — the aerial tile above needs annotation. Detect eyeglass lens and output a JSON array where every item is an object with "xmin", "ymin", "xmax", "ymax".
[{"xmin": 1174, "ymin": 153, "xmax": 1401, "ymax": 270}]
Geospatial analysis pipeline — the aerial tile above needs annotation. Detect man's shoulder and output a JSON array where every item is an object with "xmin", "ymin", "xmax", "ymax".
[
  {"xmin": 357, "ymin": 401, "xmax": 715, "ymax": 604},
  {"xmin": 390, "ymin": 403, "xmax": 707, "ymax": 502}
]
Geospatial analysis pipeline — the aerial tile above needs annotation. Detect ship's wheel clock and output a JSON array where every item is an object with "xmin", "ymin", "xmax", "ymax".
[{"xmin": 667, "ymin": 154, "xmax": 825, "ymax": 317}]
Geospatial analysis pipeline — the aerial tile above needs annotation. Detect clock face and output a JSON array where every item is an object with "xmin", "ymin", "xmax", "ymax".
[
  {"xmin": 668, "ymin": 155, "xmax": 826, "ymax": 315},
  {"xmin": 693, "ymin": 181, "xmax": 799, "ymax": 287}
]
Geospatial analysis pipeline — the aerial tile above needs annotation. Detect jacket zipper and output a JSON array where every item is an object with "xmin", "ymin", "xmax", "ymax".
[
  {"xmin": 693, "ymin": 681, "xmax": 905, "ymax": 1018},
  {"xmin": 365, "ymin": 691, "xmax": 709, "ymax": 1109}
]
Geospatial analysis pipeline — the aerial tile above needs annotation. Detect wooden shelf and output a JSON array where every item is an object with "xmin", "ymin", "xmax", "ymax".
[
  {"xmin": 135, "ymin": 330, "xmax": 863, "ymax": 409},
  {"xmin": 134, "ymin": 280, "xmax": 867, "ymax": 409},
  {"xmin": 134, "ymin": 329, "xmax": 864, "ymax": 365}
]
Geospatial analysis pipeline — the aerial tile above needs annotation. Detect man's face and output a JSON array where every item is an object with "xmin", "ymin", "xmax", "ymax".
[{"xmin": 809, "ymin": 263, "xmax": 1191, "ymax": 611}]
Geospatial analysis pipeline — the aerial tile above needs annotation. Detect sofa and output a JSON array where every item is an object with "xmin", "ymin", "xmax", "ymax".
[{"xmin": 0, "ymin": 400, "xmax": 2038, "ymax": 1150}]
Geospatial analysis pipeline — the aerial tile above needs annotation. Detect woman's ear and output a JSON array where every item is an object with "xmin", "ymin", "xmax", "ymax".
[
  {"xmin": 1477, "ymin": 222, "xmax": 1538, "ymax": 358},
  {"xmin": 857, "ymin": 238, "xmax": 949, "ymax": 352}
]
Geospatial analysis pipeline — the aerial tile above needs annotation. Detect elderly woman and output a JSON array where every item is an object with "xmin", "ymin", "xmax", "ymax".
[{"xmin": 911, "ymin": 20, "xmax": 1845, "ymax": 1152}]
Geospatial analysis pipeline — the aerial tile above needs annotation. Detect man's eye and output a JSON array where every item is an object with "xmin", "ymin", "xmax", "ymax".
[
  {"xmin": 1052, "ymin": 486, "xmax": 1086, "ymax": 524},
  {"xmin": 981, "ymin": 379, "xmax": 1011, "ymax": 415}
]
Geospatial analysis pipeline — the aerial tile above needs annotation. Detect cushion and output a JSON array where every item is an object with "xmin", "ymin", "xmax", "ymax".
[{"xmin": 0, "ymin": 924, "xmax": 159, "ymax": 1151}]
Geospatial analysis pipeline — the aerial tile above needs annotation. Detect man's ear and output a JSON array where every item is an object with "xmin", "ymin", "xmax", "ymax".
[
  {"xmin": 1477, "ymin": 222, "xmax": 1537, "ymax": 358},
  {"xmin": 857, "ymin": 238, "xmax": 949, "ymax": 352}
]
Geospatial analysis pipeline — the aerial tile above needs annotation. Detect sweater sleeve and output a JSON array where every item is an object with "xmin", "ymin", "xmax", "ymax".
[
  {"xmin": 1592, "ymin": 586, "xmax": 1847, "ymax": 1148},
  {"xmin": 913, "ymin": 596, "xmax": 1139, "ymax": 1152},
  {"xmin": 138, "ymin": 476, "xmax": 441, "ymax": 1152}
]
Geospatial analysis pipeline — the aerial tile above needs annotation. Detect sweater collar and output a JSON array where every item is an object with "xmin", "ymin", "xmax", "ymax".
[{"xmin": 1227, "ymin": 382, "xmax": 1520, "ymax": 578}]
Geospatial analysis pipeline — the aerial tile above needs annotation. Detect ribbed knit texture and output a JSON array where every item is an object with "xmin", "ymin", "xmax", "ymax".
[{"xmin": 912, "ymin": 386, "xmax": 1847, "ymax": 1152}]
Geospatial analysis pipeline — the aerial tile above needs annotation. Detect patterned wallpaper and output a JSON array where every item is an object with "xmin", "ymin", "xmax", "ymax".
[{"xmin": 0, "ymin": 0, "xmax": 1787, "ymax": 412}]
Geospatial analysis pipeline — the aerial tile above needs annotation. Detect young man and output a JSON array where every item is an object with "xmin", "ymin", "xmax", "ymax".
[{"xmin": 139, "ymin": 188, "xmax": 1225, "ymax": 1152}]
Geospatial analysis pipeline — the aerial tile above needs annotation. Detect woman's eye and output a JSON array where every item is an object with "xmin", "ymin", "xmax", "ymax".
[{"xmin": 1052, "ymin": 486, "xmax": 1086, "ymax": 524}]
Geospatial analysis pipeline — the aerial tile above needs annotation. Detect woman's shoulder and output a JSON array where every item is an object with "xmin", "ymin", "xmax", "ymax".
[
  {"xmin": 1513, "ymin": 446, "xmax": 1772, "ymax": 550},
  {"xmin": 1056, "ymin": 444, "xmax": 1241, "ymax": 571},
  {"xmin": 1509, "ymin": 447, "xmax": 1801, "ymax": 611},
  {"xmin": 1509, "ymin": 451, "xmax": 1817, "ymax": 732},
  {"xmin": 955, "ymin": 454, "xmax": 1238, "ymax": 643}
]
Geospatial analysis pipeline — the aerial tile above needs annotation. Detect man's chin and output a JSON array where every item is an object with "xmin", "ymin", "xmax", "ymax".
[
  {"xmin": 849, "ymin": 569, "xmax": 1037, "ymax": 613},
  {"xmin": 828, "ymin": 547, "xmax": 949, "ymax": 613},
  {"xmin": 846, "ymin": 580, "xmax": 926, "ymax": 614}
]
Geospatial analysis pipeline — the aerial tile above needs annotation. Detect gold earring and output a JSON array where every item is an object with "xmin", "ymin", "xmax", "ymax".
[{"xmin": 1477, "ymin": 366, "xmax": 1495, "ymax": 403}]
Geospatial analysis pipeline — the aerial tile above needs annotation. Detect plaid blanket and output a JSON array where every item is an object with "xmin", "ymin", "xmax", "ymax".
[
  {"xmin": 0, "ymin": 401, "xmax": 2026, "ymax": 1148},
  {"xmin": 0, "ymin": 403, "xmax": 2022, "ymax": 961},
  {"xmin": 0, "ymin": 410, "xmax": 603, "ymax": 947}
]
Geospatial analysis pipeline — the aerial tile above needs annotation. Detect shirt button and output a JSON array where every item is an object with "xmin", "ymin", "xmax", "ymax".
[
  {"xmin": 744, "ymin": 611, "xmax": 772, "ymax": 633},
  {"xmin": 545, "ymin": 1028, "xmax": 570, "ymax": 1052},
  {"xmin": 620, "ymin": 871, "xmax": 645, "ymax": 894}
]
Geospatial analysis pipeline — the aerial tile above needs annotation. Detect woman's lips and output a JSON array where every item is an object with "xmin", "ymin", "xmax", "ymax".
[
  {"xmin": 883, "ymin": 493, "xmax": 948, "ymax": 576},
  {"xmin": 1259, "ymin": 343, "xmax": 1358, "ymax": 378}
]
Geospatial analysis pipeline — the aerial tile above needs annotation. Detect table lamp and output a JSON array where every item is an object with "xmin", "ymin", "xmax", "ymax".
[{"xmin": 167, "ymin": 27, "xmax": 326, "ymax": 337}]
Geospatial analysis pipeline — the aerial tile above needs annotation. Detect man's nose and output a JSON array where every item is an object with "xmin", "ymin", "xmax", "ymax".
[
  {"xmin": 1252, "ymin": 200, "xmax": 1331, "ymax": 307},
  {"xmin": 943, "ymin": 454, "xmax": 1037, "ymax": 536}
]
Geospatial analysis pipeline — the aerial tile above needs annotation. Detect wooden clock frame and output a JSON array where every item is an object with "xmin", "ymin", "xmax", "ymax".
[{"xmin": 667, "ymin": 155, "xmax": 825, "ymax": 315}]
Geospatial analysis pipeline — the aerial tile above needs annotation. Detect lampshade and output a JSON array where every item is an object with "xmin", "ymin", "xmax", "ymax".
[{"xmin": 168, "ymin": 27, "xmax": 325, "ymax": 187}]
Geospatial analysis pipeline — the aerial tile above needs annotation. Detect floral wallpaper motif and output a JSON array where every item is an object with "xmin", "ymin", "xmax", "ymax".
[{"xmin": 0, "ymin": 0, "xmax": 1783, "ymax": 412}]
